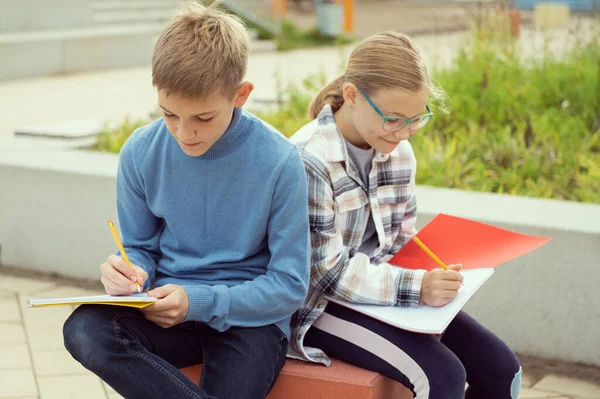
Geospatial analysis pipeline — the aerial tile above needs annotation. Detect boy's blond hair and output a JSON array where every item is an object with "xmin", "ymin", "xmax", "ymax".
[{"xmin": 152, "ymin": 2, "xmax": 250, "ymax": 100}]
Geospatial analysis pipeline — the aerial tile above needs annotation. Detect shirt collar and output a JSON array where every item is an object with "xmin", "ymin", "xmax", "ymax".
[{"xmin": 316, "ymin": 105, "xmax": 391, "ymax": 163}]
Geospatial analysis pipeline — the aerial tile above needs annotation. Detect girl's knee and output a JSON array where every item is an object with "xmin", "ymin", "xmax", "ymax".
[
  {"xmin": 497, "ymin": 346, "xmax": 521, "ymax": 382},
  {"xmin": 499, "ymin": 350, "xmax": 522, "ymax": 399},
  {"xmin": 465, "ymin": 347, "xmax": 522, "ymax": 399},
  {"xmin": 442, "ymin": 357, "xmax": 467, "ymax": 393},
  {"xmin": 416, "ymin": 352, "xmax": 466, "ymax": 399},
  {"xmin": 511, "ymin": 367, "xmax": 522, "ymax": 399}
]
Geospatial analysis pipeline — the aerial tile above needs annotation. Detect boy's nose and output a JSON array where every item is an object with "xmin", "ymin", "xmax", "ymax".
[{"xmin": 179, "ymin": 123, "xmax": 197, "ymax": 140}]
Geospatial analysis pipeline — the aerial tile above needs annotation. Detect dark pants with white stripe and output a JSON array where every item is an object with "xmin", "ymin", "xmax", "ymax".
[{"xmin": 304, "ymin": 302, "xmax": 521, "ymax": 399}]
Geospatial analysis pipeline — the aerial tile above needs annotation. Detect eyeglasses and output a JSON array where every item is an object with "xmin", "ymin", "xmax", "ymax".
[{"xmin": 358, "ymin": 88, "xmax": 433, "ymax": 133}]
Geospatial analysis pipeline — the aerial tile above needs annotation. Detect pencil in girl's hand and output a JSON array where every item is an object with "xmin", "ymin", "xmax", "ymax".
[
  {"xmin": 412, "ymin": 236, "xmax": 464, "ymax": 287},
  {"xmin": 412, "ymin": 236, "xmax": 448, "ymax": 270}
]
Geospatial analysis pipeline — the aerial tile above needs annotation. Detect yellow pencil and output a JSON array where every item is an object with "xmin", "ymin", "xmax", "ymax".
[
  {"xmin": 412, "ymin": 236, "xmax": 448, "ymax": 270},
  {"xmin": 413, "ymin": 236, "xmax": 465, "ymax": 287},
  {"xmin": 108, "ymin": 220, "xmax": 141, "ymax": 293}
]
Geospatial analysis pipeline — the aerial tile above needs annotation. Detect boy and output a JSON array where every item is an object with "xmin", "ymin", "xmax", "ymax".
[{"xmin": 63, "ymin": 4, "xmax": 310, "ymax": 399}]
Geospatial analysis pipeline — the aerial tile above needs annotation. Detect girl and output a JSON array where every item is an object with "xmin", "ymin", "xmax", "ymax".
[{"xmin": 289, "ymin": 31, "xmax": 521, "ymax": 399}]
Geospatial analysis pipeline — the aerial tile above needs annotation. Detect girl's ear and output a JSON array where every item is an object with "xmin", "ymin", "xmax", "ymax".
[{"xmin": 342, "ymin": 83, "xmax": 358, "ymax": 107}]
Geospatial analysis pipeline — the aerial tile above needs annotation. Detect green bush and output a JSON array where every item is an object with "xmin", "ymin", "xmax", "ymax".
[
  {"xmin": 274, "ymin": 20, "xmax": 354, "ymax": 52},
  {"xmin": 94, "ymin": 118, "xmax": 148, "ymax": 154},
  {"xmin": 217, "ymin": 2, "xmax": 353, "ymax": 51},
  {"xmin": 419, "ymin": 23, "xmax": 600, "ymax": 203},
  {"xmin": 95, "ymin": 22, "xmax": 600, "ymax": 204},
  {"xmin": 256, "ymin": 25, "xmax": 600, "ymax": 203}
]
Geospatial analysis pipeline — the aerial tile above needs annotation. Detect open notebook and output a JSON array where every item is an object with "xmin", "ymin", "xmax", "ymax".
[
  {"xmin": 27, "ymin": 293, "xmax": 156, "ymax": 309},
  {"xmin": 326, "ymin": 214, "xmax": 551, "ymax": 334},
  {"xmin": 327, "ymin": 268, "xmax": 494, "ymax": 334}
]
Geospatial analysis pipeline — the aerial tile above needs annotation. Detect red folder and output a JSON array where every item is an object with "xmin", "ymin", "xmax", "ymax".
[{"xmin": 390, "ymin": 214, "xmax": 551, "ymax": 271}]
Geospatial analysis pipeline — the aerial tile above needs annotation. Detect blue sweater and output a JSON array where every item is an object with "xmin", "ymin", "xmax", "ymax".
[{"xmin": 116, "ymin": 107, "xmax": 310, "ymax": 337}]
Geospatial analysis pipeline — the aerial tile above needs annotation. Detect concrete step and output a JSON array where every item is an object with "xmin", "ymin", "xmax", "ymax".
[
  {"xmin": 92, "ymin": 0, "xmax": 175, "ymax": 3},
  {"xmin": 0, "ymin": 24, "xmax": 275, "ymax": 81},
  {"xmin": 92, "ymin": 9, "xmax": 177, "ymax": 25},
  {"xmin": 92, "ymin": 0, "xmax": 177, "ymax": 11},
  {"xmin": 0, "ymin": 24, "xmax": 163, "ymax": 81},
  {"xmin": 0, "ymin": 0, "xmax": 93, "ymax": 33}
]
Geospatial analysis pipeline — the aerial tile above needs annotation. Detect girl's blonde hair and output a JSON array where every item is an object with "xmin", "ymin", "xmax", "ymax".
[{"xmin": 308, "ymin": 31, "xmax": 444, "ymax": 119}]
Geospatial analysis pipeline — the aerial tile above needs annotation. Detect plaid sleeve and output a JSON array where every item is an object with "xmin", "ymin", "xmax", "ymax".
[
  {"xmin": 385, "ymin": 193, "xmax": 418, "ymax": 256},
  {"xmin": 304, "ymin": 159, "xmax": 423, "ymax": 307}
]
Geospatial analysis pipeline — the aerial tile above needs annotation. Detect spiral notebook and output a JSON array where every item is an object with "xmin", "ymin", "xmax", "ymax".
[
  {"xmin": 27, "ymin": 293, "xmax": 156, "ymax": 309},
  {"xmin": 327, "ymin": 268, "xmax": 494, "ymax": 334},
  {"xmin": 326, "ymin": 214, "xmax": 551, "ymax": 334}
]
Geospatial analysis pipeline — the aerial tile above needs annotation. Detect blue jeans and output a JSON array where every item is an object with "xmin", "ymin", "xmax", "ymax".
[{"xmin": 63, "ymin": 305, "xmax": 288, "ymax": 399}]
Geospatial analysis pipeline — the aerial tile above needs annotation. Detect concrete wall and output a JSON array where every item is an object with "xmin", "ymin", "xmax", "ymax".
[
  {"xmin": 0, "ymin": 25, "xmax": 161, "ymax": 81},
  {"xmin": 1, "ymin": 148, "xmax": 599, "ymax": 366},
  {"xmin": 0, "ymin": 147, "xmax": 118, "ymax": 280},
  {"xmin": 0, "ymin": 0, "xmax": 93, "ymax": 32}
]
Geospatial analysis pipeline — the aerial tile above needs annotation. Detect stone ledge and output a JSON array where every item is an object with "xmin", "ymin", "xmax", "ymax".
[{"xmin": 1, "ymin": 142, "xmax": 599, "ymax": 367}]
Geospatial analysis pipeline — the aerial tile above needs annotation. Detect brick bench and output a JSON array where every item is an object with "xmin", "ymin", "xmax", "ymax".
[{"xmin": 180, "ymin": 359, "xmax": 412, "ymax": 399}]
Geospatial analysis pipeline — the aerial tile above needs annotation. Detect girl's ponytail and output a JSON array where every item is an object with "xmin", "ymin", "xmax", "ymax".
[{"xmin": 307, "ymin": 75, "xmax": 345, "ymax": 119}]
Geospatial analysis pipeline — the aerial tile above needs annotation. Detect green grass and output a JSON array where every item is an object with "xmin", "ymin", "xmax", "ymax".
[
  {"xmin": 93, "ymin": 118, "xmax": 148, "ymax": 154},
  {"xmin": 217, "ymin": 3, "xmax": 353, "ymax": 51},
  {"xmin": 274, "ymin": 20, "xmax": 354, "ymax": 51}
]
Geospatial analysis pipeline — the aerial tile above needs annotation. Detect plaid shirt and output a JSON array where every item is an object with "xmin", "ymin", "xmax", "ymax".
[{"xmin": 288, "ymin": 105, "xmax": 426, "ymax": 366}]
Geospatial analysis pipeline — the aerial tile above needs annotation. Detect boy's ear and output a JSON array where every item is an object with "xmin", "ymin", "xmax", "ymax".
[
  {"xmin": 342, "ymin": 83, "xmax": 358, "ymax": 106},
  {"xmin": 233, "ymin": 81, "xmax": 254, "ymax": 108}
]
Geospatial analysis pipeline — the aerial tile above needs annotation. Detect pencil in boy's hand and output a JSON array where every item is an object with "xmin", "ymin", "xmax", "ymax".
[
  {"xmin": 412, "ymin": 236, "xmax": 464, "ymax": 287},
  {"xmin": 107, "ymin": 220, "xmax": 141, "ymax": 293}
]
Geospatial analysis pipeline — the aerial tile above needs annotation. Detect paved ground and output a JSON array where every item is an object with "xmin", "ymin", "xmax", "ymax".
[
  {"xmin": 0, "ymin": 269, "xmax": 599, "ymax": 398},
  {"xmin": 241, "ymin": 0, "xmax": 525, "ymax": 38},
  {"xmin": 284, "ymin": 0, "xmax": 498, "ymax": 37}
]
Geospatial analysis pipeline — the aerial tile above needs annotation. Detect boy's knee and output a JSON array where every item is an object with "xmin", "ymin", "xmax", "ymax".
[{"xmin": 63, "ymin": 306, "xmax": 110, "ymax": 368}]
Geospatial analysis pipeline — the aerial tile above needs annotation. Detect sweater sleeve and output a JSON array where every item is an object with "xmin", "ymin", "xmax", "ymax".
[
  {"xmin": 115, "ymin": 134, "xmax": 161, "ymax": 287},
  {"xmin": 181, "ymin": 149, "xmax": 310, "ymax": 330}
]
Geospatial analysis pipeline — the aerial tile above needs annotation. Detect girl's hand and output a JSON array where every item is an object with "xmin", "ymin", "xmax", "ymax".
[{"xmin": 420, "ymin": 264, "xmax": 463, "ymax": 307}]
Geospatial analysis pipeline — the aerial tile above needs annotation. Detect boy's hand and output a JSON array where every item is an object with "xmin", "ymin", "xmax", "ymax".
[
  {"xmin": 420, "ymin": 264, "xmax": 464, "ymax": 307},
  {"xmin": 100, "ymin": 255, "xmax": 148, "ymax": 296},
  {"xmin": 141, "ymin": 284, "xmax": 189, "ymax": 328}
]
